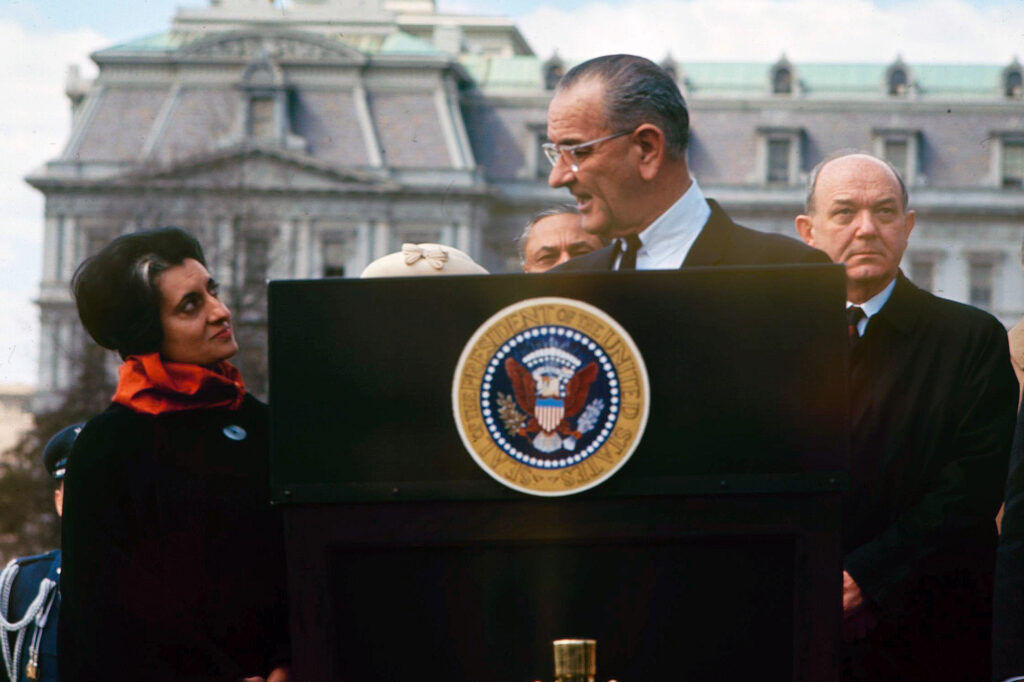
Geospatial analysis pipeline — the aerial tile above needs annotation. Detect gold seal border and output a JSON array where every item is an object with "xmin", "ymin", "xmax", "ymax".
[{"xmin": 451, "ymin": 297, "xmax": 650, "ymax": 497}]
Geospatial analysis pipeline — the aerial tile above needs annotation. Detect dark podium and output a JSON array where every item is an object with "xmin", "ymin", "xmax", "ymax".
[{"xmin": 268, "ymin": 264, "xmax": 848, "ymax": 682}]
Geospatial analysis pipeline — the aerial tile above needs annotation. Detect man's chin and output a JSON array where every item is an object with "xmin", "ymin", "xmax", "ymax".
[{"xmin": 580, "ymin": 215, "xmax": 614, "ymax": 239}]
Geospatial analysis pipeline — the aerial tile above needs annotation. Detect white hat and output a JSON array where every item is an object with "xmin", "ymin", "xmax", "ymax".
[{"xmin": 360, "ymin": 243, "xmax": 488, "ymax": 278}]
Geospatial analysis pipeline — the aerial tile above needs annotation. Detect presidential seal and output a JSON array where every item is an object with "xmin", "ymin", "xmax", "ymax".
[{"xmin": 452, "ymin": 297, "xmax": 649, "ymax": 496}]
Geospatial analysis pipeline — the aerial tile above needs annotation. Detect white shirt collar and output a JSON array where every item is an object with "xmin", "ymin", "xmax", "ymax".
[
  {"xmin": 615, "ymin": 178, "xmax": 711, "ymax": 270},
  {"xmin": 847, "ymin": 277, "xmax": 896, "ymax": 335}
]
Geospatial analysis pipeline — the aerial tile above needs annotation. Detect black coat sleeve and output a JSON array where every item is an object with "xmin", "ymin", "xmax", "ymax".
[
  {"xmin": 58, "ymin": 408, "xmax": 247, "ymax": 682},
  {"xmin": 844, "ymin": 314, "xmax": 1016, "ymax": 610}
]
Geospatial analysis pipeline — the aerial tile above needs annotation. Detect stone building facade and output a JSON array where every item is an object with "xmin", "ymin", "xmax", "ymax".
[{"xmin": 28, "ymin": 0, "xmax": 1024, "ymax": 406}]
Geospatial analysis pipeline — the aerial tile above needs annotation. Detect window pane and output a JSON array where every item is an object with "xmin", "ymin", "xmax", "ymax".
[
  {"xmin": 536, "ymin": 133, "xmax": 550, "ymax": 179},
  {"xmin": 969, "ymin": 262, "xmax": 994, "ymax": 309},
  {"xmin": 889, "ymin": 69, "xmax": 907, "ymax": 95},
  {"xmin": 910, "ymin": 258, "xmax": 933, "ymax": 293},
  {"xmin": 323, "ymin": 241, "xmax": 350, "ymax": 278},
  {"xmin": 245, "ymin": 237, "xmax": 268, "ymax": 285},
  {"xmin": 884, "ymin": 139, "xmax": 909, "ymax": 181},
  {"xmin": 250, "ymin": 97, "xmax": 275, "ymax": 138},
  {"xmin": 1003, "ymin": 142, "xmax": 1024, "ymax": 189},
  {"xmin": 773, "ymin": 68, "xmax": 792, "ymax": 94},
  {"xmin": 767, "ymin": 139, "xmax": 790, "ymax": 183}
]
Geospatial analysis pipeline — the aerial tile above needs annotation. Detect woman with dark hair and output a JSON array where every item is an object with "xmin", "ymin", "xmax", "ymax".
[{"xmin": 59, "ymin": 227, "xmax": 290, "ymax": 682}]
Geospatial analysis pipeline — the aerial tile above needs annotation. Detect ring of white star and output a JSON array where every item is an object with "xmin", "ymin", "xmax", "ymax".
[{"xmin": 480, "ymin": 325, "xmax": 620, "ymax": 469}]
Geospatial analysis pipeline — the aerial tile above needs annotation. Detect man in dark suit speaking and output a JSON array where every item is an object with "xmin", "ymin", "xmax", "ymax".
[
  {"xmin": 795, "ymin": 152, "xmax": 1016, "ymax": 681},
  {"xmin": 544, "ymin": 53, "xmax": 826, "ymax": 270}
]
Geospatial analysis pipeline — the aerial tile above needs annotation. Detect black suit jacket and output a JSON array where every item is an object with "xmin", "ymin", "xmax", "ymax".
[
  {"xmin": 993, "ymin": 399, "xmax": 1024, "ymax": 680},
  {"xmin": 552, "ymin": 199, "xmax": 829, "ymax": 270},
  {"xmin": 843, "ymin": 274, "xmax": 1015, "ymax": 680}
]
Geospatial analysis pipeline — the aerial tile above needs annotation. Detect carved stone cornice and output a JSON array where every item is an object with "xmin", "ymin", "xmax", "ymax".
[{"xmin": 178, "ymin": 29, "xmax": 367, "ymax": 65}]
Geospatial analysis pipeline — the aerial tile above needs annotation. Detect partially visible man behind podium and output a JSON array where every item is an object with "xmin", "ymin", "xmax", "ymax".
[
  {"xmin": 545, "ymin": 54, "xmax": 826, "ymax": 270},
  {"xmin": 795, "ymin": 152, "xmax": 1016, "ymax": 681}
]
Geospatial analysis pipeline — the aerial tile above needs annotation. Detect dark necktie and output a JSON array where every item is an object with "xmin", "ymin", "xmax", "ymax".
[
  {"xmin": 618, "ymin": 234, "xmax": 642, "ymax": 271},
  {"xmin": 847, "ymin": 306, "xmax": 866, "ymax": 347}
]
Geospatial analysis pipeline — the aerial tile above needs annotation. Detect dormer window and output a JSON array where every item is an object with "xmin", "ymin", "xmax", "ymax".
[
  {"xmin": 543, "ymin": 52, "xmax": 565, "ymax": 91},
  {"xmin": 1005, "ymin": 64, "xmax": 1023, "ymax": 98},
  {"xmin": 873, "ymin": 128, "xmax": 921, "ymax": 186},
  {"xmin": 769, "ymin": 55, "xmax": 797, "ymax": 96},
  {"xmin": 249, "ymin": 96, "xmax": 276, "ymax": 138},
  {"xmin": 889, "ymin": 69, "xmax": 907, "ymax": 95},
  {"xmin": 660, "ymin": 54, "xmax": 678, "ymax": 83},
  {"xmin": 757, "ymin": 126, "xmax": 804, "ymax": 185},
  {"xmin": 773, "ymin": 68, "xmax": 792, "ymax": 95},
  {"xmin": 236, "ymin": 50, "xmax": 305, "ymax": 151}
]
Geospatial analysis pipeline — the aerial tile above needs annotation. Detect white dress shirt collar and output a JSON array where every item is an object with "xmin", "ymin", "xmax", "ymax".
[
  {"xmin": 614, "ymin": 178, "xmax": 711, "ymax": 270},
  {"xmin": 847, "ymin": 277, "xmax": 896, "ymax": 336}
]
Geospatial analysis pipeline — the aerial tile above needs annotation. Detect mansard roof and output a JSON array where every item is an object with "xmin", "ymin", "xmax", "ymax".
[
  {"xmin": 462, "ymin": 56, "xmax": 1018, "ymax": 99},
  {"xmin": 96, "ymin": 27, "xmax": 441, "ymax": 60}
]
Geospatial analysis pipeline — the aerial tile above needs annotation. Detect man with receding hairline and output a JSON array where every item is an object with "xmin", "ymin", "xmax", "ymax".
[
  {"xmin": 519, "ymin": 206, "xmax": 605, "ymax": 273},
  {"xmin": 545, "ymin": 54, "xmax": 827, "ymax": 271},
  {"xmin": 796, "ymin": 151, "xmax": 1015, "ymax": 682}
]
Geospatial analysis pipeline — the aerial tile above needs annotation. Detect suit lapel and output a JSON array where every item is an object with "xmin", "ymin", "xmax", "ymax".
[{"xmin": 681, "ymin": 200, "xmax": 731, "ymax": 267}]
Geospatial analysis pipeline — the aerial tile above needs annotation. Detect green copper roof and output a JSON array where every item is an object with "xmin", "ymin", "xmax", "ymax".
[
  {"xmin": 913, "ymin": 64, "xmax": 1004, "ymax": 95},
  {"xmin": 99, "ymin": 31, "xmax": 198, "ymax": 54},
  {"xmin": 463, "ymin": 57, "xmax": 1018, "ymax": 98},
  {"xmin": 681, "ymin": 62, "xmax": 769, "ymax": 93},
  {"xmin": 92, "ymin": 31, "xmax": 1019, "ymax": 99},
  {"xmin": 461, "ymin": 55, "xmax": 545, "ymax": 90},
  {"xmin": 377, "ymin": 31, "xmax": 443, "ymax": 56},
  {"xmin": 99, "ymin": 29, "xmax": 440, "ymax": 57}
]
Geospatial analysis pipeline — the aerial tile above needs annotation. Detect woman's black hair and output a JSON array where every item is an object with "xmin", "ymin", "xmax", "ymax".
[{"xmin": 71, "ymin": 227, "xmax": 207, "ymax": 359}]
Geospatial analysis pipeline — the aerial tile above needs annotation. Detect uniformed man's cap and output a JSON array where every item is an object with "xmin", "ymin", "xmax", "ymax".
[{"xmin": 43, "ymin": 423, "xmax": 84, "ymax": 481}]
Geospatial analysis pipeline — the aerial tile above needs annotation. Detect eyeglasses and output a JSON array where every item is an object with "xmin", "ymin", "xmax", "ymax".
[{"xmin": 541, "ymin": 129, "xmax": 635, "ymax": 172}]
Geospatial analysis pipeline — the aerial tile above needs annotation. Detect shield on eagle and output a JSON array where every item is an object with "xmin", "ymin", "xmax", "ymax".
[{"xmin": 535, "ymin": 397, "xmax": 565, "ymax": 432}]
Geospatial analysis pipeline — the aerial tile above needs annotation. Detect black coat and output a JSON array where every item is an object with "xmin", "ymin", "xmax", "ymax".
[
  {"xmin": 58, "ymin": 395, "xmax": 289, "ymax": 682},
  {"xmin": 993, "ymin": 400, "xmax": 1024, "ymax": 680},
  {"xmin": 842, "ymin": 274, "xmax": 1016, "ymax": 681},
  {"xmin": 552, "ymin": 199, "xmax": 829, "ymax": 270}
]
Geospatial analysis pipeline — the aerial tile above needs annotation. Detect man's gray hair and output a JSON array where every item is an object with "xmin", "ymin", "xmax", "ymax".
[
  {"xmin": 804, "ymin": 150, "xmax": 910, "ymax": 214},
  {"xmin": 517, "ymin": 204, "xmax": 580, "ymax": 263},
  {"xmin": 557, "ymin": 54, "xmax": 689, "ymax": 160}
]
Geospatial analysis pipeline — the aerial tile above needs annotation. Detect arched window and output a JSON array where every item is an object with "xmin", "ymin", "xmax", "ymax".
[
  {"xmin": 888, "ymin": 68, "xmax": 908, "ymax": 96},
  {"xmin": 769, "ymin": 55, "xmax": 796, "ymax": 96},
  {"xmin": 543, "ymin": 53, "xmax": 565, "ymax": 91},
  {"xmin": 660, "ymin": 55, "xmax": 678, "ymax": 83},
  {"xmin": 1006, "ymin": 70, "xmax": 1023, "ymax": 98},
  {"xmin": 773, "ymin": 68, "xmax": 792, "ymax": 95}
]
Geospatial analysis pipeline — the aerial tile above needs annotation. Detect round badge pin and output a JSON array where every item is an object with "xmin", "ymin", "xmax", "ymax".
[
  {"xmin": 222, "ymin": 425, "xmax": 247, "ymax": 441},
  {"xmin": 452, "ymin": 297, "xmax": 650, "ymax": 496}
]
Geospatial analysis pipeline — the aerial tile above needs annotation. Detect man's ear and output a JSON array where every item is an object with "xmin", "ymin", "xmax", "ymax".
[
  {"xmin": 795, "ymin": 214, "xmax": 815, "ymax": 246},
  {"xmin": 635, "ymin": 124, "xmax": 666, "ymax": 181},
  {"xmin": 903, "ymin": 209, "xmax": 916, "ymax": 240}
]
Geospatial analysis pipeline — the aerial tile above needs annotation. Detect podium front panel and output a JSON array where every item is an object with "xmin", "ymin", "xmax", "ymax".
[
  {"xmin": 269, "ymin": 265, "xmax": 847, "ymax": 681},
  {"xmin": 269, "ymin": 265, "xmax": 847, "ymax": 503}
]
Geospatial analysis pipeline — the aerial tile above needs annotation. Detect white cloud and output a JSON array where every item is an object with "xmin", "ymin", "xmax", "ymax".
[
  {"xmin": 518, "ymin": 0, "xmax": 1024, "ymax": 63},
  {"xmin": 0, "ymin": 20, "xmax": 107, "ymax": 386}
]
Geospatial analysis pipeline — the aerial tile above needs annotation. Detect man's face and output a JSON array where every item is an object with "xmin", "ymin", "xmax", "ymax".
[
  {"xmin": 796, "ymin": 155, "xmax": 915, "ymax": 302},
  {"xmin": 522, "ymin": 213, "xmax": 606, "ymax": 272},
  {"xmin": 546, "ymin": 79, "xmax": 643, "ymax": 238}
]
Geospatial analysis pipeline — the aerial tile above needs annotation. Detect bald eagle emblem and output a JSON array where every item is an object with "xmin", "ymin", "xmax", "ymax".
[
  {"xmin": 453, "ymin": 297, "xmax": 649, "ymax": 496},
  {"xmin": 504, "ymin": 348, "xmax": 599, "ymax": 453}
]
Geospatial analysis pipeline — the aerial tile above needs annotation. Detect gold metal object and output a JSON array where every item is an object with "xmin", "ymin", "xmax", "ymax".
[
  {"xmin": 25, "ymin": 647, "xmax": 38, "ymax": 680},
  {"xmin": 553, "ymin": 638, "xmax": 596, "ymax": 682}
]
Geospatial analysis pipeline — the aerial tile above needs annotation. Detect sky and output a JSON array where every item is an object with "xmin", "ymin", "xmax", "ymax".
[{"xmin": 0, "ymin": 0, "xmax": 1021, "ymax": 386}]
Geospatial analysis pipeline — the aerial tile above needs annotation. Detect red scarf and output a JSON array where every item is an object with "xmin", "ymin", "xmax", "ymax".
[{"xmin": 113, "ymin": 353, "xmax": 246, "ymax": 415}]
